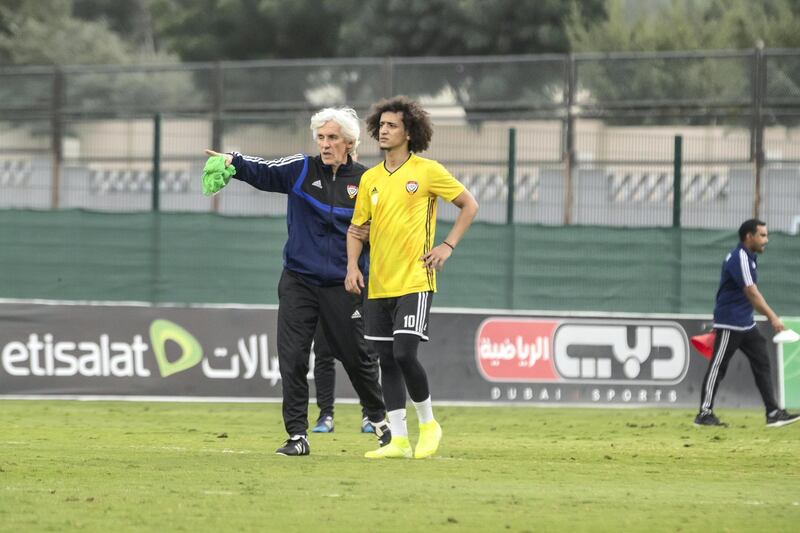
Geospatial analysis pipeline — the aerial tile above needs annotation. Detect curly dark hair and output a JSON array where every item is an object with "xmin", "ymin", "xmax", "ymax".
[{"xmin": 365, "ymin": 96, "xmax": 433, "ymax": 153}]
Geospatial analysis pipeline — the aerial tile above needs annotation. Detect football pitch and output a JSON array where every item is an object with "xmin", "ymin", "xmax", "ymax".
[{"xmin": 1, "ymin": 401, "xmax": 798, "ymax": 532}]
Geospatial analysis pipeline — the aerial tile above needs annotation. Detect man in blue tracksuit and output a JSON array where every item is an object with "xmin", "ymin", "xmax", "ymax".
[
  {"xmin": 695, "ymin": 218, "xmax": 800, "ymax": 428},
  {"xmin": 206, "ymin": 107, "xmax": 389, "ymax": 455}
]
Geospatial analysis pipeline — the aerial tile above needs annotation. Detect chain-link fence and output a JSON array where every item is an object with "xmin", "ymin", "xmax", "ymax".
[{"xmin": 2, "ymin": 49, "xmax": 800, "ymax": 231}]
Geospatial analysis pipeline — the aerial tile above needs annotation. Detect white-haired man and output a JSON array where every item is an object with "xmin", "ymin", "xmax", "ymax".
[{"xmin": 205, "ymin": 107, "xmax": 388, "ymax": 456}]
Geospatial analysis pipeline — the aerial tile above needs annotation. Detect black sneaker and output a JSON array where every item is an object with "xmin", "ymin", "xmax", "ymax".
[
  {"xmin": 275, "ymin": 435, "xmax": 310, "ymax": 456},
  {"xmin": 694, "ymin": 412, "xmax": 728, "ymax": 427},
  {"xmin": 766, "ymin": 409, "xmax": 800, "ymax": 428},
  {"xmin": 372, "ymin": 420, "xmax": 392, "ymax": 447}
]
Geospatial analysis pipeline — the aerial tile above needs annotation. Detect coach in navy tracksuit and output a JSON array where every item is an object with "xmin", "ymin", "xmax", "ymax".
[
  {"xmin": 694, "ymin": 218, "xmax": 799, "ymax": 428},
  {"xmin": 206, "ymin": 108, "xmax": 388, "ymax": 456}
]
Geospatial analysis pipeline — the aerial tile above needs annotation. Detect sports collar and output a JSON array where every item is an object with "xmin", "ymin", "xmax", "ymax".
[{"xmin": 737, "ymin": 243, "xmax": 756, "ymax": 262}]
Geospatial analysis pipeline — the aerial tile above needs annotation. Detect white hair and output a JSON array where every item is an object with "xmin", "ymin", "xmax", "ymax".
[{"xmin": 309, "ymin": 107, "xmax": 361, "ymax": 155}]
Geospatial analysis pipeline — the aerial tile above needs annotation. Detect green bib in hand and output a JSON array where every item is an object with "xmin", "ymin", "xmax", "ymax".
[{"xmin": 201, "ymin": 155, "xmax": 236, "ymax": 196}]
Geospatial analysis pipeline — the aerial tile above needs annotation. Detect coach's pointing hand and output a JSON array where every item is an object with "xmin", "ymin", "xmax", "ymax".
[{"xmin": 204, "ymin": 149, "xmax": 233, "ymax": 167}]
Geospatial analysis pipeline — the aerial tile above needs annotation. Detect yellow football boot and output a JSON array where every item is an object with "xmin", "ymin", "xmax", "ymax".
[
  {"xmin": 414, "ymin": 420, "xmax": 442, "ymax": 459},
  {"xmin": 364, "ymin": 435, "xmax": 412, "ymax": 459}
]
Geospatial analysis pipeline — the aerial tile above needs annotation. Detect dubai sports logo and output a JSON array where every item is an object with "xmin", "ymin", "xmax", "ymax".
[
  {"xmin": 476, "ymin": 318, "xmax": 689, "ymax": 385},
  {"xmin": 346, "ymin": 184, "xmax": 358, "ymax": 199},
  {"xmin": 405, "ymin": 181, "xmax": 418, "ymax": 194}
]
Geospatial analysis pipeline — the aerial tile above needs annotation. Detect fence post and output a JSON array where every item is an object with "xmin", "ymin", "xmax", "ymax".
[
  {"xmin": 152, "ymin": 113, "xmax": 162, "ymax": 212},
  {"xmin": 563, "ymin": 54, "xmax": 576, "ymax": 225},
  {"xmin": 506, "ymin": 128, "xmax": 516, "ymax": 225},
  {"xmin": 672, "ymin": 135, "xmax": 683, "ymax": 228},
  {"xmin": 672, "ymin": 134, "xmax": 683, "ymax": 312},
  {"xmin": 211, "ymin": 62, "xmax": 224, "ymax": 213},
  {"xmin": 751, "ymin": 43, "xmax": 765, "ymax": 218},
  {"xmin": 50, "ymin": 67, "xmax": 63, "ymax": 209},
  {"xmin": 505, "ymin": 128, "xmax": 517, "ymax": 308}
]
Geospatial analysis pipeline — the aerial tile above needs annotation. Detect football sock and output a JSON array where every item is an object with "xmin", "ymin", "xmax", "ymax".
[
  {"xmin": 412, "ymin": 395, "xmax": 434, "ymax": 424},
  {"xmin": 388, "ymin": 408, "xmax": 408, "ymax": 438}
]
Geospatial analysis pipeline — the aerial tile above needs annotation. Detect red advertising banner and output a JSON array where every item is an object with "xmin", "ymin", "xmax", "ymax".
[{"xmin": 476, "ymin": 318, "xmax": 559, "ymax": 381}]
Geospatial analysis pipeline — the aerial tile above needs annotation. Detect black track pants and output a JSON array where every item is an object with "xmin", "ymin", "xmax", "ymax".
[
  {"xmin": 699, "ymin": 326, "xmax": 779, "ymax": 415},
  {"xmin": 313, "ymin": 325, "xmax": 373, "ymax": 420},
  {"xmin": 277, "ymin": 269, "xmax": 384, "ymax": 436}
]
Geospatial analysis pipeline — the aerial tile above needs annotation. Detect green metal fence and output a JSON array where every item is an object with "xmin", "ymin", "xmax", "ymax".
[
  {"xmin": 2, "ymin": 51, "xmax": 800, "ymax": 312},
  {"xmin": 2, "ymin": 49, "xmax": 800, "ymax": 230},
  {"xmin": 2, "ymin": 210, "xmax": 798, "ymax": 316}
]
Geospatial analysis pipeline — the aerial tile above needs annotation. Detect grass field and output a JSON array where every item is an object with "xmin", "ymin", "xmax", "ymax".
[{"xmin": 1, "ymin": 400, "xmax": 799, "ymax": 532}]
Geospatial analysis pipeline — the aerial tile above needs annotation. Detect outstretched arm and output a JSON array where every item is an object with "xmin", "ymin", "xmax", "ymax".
[{"xmin": 204, "ymin": 148, "xmax": 302, "ymax": 193}]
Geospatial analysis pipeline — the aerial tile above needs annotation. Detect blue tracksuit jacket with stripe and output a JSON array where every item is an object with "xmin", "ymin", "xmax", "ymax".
[
  {"xmin": 230, "ymin": 151, "xmax": 368, "ymax": 286},
  {"xmin": 713, "ymin": 243, "xmax": 757, "ymax": 331}
]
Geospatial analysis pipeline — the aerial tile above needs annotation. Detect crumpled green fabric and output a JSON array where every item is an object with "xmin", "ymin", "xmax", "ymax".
[{"xmin": 201, "ymin": 155, "xmax": 236, "ymax": 196}]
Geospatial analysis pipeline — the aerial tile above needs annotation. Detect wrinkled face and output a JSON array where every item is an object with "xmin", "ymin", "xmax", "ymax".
[
  {"xmin": 745, "ymin": 225, "xmax": 769, "ymax": 254},
  {"xmin": 316, "ymin": 121, "xmax": 353, "ymax": 167},
  {"xmin": 377, "ymin": 111, "xmax": 408, "ymax": 151}
]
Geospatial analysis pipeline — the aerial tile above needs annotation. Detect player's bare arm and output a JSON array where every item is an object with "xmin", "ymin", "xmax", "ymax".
[
  {"xmin": 743, "ymin": 284, "xmax": 785, "ymax": 331},
  {"xmin": 345, "ymin": 231, "xmax": 366, "ymax": 294},
  {"xmin": 347, "ymin": 222, "xmax": 370, "ymax": 242},
  {"xmin": 421, "ymin": 188, "xmax": 479, "ymax": 271}
]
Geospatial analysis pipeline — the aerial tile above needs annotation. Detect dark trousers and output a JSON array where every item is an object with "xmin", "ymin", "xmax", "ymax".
[
  {"xmin": 277, "ymin": 269, "xmax": 384, "ymax": 436},
  {"xmin": 313, "ymin": 325, "xmax": 371, "ymax": 419},
  {"xmin": 312, "ymin": 325, "xmax": 336, "ymax": 418},
  {"xmin": 699, "ymin": 327, "xmax": 779, "ymax": 415}
]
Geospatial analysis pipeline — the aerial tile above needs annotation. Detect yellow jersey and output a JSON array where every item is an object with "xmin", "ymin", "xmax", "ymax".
[{"xmin": 351, "ymin": 154, "xmax": 465, "ymax": 298}]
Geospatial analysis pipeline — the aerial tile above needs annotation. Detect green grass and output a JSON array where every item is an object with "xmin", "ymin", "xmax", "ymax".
[{"xmin": 1, "ymin": 401, "xmax": 799, "ymax": 532}]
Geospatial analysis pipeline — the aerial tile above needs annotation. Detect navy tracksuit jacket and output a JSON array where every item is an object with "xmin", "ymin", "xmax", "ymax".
[{"xmin": 230, "ymin": 151, "xmax": 369, "ymax": 284}]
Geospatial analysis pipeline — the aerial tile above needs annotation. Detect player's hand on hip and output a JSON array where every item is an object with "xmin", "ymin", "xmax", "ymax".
[
  {"xmin": 421, "ymin": 244, "xmax": 452, "ymax": 272},
  {"xmin": 345, "ymin": 268, "xmax": 364, "ymax": 295},
  {"xmin": 204, "ymin": 149, "xmax": 233, "ymax": 167}
]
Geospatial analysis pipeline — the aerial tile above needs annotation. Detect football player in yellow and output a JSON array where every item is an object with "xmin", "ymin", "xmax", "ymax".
[{"xmin": 345, "ymin": 96, "xmax": 478, "ymax": 459}]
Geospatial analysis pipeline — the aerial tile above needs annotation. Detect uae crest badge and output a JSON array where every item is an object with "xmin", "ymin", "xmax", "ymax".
[
  {"xmin": 405, "ymin": 180, "xmax": 418, "ymax": 194},
  {"xmin": 346, "ymin": 184, "xmax": 358, "ymax": 199}
]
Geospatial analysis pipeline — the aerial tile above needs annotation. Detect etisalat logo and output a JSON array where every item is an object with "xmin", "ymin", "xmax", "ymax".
[
  {"xmin": 475, "ymin": 318, "xmax": 689, "ymax": 385},
  {"xmin": 0, "ymin": 319, "xmax": 282, "ymax": 384}
]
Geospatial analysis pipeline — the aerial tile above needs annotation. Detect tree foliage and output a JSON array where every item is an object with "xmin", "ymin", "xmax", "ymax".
[
  {"xmin": 0, "ymin": 0, "xmax": 199, "ymax": 118},
  {"xmin": 3, "ymin": 0, "xmax": 800, "ymax": 120},
  {"xmin": 333, "ymin": 0, "xmax": 604, "ymax": 114},
  {"xmin": 567, "ymin": 0, "xmax": 800, "ymax": 52},
  {"xmin": 0, "ymin": 0, "xmax": 130, "ymax": 64},
  {"xmin": 566, "ymin": 0, "xmax": 800, "ymax": 119},
  {"xmin": 338, "ymin": 0, "xmax": 604, "ymax": 57},
  {"xmin": 73, "ymin": 0, "xmax": 158, "ymax": 53},
  {"xmin": 4, "ymin": 0, "xmax": 800, "ymax": 66},
  {"xmin": 149, "ymin": 0, "xmax": 347, "ymax": 61}
]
